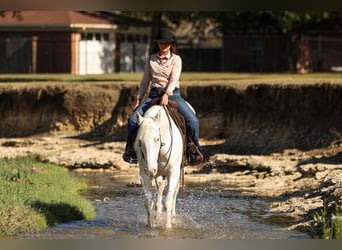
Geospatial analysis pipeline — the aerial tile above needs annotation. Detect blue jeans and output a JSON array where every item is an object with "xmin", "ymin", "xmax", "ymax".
[{"xmin": 126, "ymin": 88, "xmax": 200, "ymax": 148}]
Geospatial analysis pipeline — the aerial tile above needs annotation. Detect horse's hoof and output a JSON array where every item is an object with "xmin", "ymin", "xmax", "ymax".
[{"xmin": 147, "ymin": 222, "xmax": 155, "ymax": 228}]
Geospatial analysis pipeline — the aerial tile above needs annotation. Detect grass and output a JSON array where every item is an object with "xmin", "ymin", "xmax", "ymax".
[
  {"xmin": 0, "ymin": 72, "xmax": 342, "ymax": 83},
  {"xmin": 0, "ymin": 155, "xmax": 95, "ymax": 238},
  {"xmin": 313, "ymin": 201, "xmax": 342, "ymax": 239}
]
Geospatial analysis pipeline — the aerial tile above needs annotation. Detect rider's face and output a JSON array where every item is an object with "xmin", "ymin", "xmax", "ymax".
[{"xmin": 158, "ymin": 41, "xmax": 171, "ymax": 53}]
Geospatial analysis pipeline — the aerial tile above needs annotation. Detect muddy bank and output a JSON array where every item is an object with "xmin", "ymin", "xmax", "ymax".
[
  {"xmin": 190, "ymin": 82, "xmax": 342, "ymax": 154},
  {"xmin": 1, "ymin": 81, "xmax": 341, "ymax": 154},
  {"xmin": 0, "ymin": 82, "xmax": 123, "ymax": 137}
]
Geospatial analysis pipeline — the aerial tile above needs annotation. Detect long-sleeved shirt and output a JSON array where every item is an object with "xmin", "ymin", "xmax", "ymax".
[{"xmin": 137, "ymin": 51, "xmax": 182, "ymax": 100}]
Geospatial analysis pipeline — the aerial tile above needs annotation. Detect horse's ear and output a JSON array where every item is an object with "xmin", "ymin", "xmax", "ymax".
[
  {"xmin": 153, "ymin": 110, "xmax": 161, "ymax": 122},
  {"xmin": 136, "ymin": 112, "xmax": 144, "ymax": 125}
]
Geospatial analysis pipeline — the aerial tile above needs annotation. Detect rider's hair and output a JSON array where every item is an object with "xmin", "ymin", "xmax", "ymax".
[{"xmin": 150, "ymin": 42, "xmax": 177, "ymax": 55}]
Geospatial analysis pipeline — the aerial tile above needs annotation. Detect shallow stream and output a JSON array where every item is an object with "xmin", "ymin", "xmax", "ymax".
[{"xmin": 20, "ymin": 172, "xmax": 310, "ymax": 239}]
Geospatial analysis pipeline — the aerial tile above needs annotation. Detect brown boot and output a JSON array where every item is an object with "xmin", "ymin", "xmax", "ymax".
[{"xmin": 123, "ymin": 143, "xmax": 137, "ymax": 164}]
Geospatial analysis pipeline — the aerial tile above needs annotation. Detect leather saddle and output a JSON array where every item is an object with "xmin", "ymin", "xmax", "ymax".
[{"xmin": 149, "ymin": 97, "xmax": 204, "ymax": 166}]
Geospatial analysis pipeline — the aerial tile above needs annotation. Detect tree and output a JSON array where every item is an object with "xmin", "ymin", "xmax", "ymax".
[
  {"xmin": 212, "ymin": 11, "xmax": 342, "ymax": 34},
  {"xmin": 120, "ymin": 11, "xmax": 220, "ymax": 51}
]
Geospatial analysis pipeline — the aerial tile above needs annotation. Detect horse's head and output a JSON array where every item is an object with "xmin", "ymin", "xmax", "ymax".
[{"xmin": 135, "ymin": 110, "xmax": 162, "ymax": 177}]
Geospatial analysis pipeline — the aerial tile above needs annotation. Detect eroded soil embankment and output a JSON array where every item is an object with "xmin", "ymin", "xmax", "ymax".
[
  {"xmin": 1, "ymin": 82, "xmax": 341, "ymax": 154},
  {"xmin": 188, "ymin": 83, "xmax": 342, "ymax": 154},
  {"xmin": 0, "ymin": 83, "xmax": 124, "ymax": 137}
]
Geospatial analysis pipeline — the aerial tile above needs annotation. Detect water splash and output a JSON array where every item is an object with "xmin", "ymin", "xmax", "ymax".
[{"xmin": 18, "ymin": 172, "xmax": 310, "ymax": 239}]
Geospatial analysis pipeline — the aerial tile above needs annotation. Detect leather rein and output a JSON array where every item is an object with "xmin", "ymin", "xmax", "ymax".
[{"xmin": 160, "ymin": 105, "xmax": 185, "ymax": 210}]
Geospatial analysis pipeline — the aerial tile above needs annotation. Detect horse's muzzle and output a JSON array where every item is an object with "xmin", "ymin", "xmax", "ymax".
[{"xmin": 144, "ymin": 167, "xmax": 157, "ymax": 177}]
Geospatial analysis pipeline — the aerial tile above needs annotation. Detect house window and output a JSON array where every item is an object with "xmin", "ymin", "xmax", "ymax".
[
  {"xmin": 81, "ymin": 32, "xmax": 111, "ymax": 42},
  {"xmin": 118, "ymin": 33, "xmax": 149, "ymax": 44},
  {"xmin": 134, "ymin": 34, "xmax": 140, "ymax": 43},
  {"xmin": 81, "ymin": 33, "xmax": 93, "ymax": 41},
  {"xmin": 250, "ymin": 39, "xmax": 263, "ymax": 72},
  {"xmin": 103, "ymin": 33, "xmax": 109, "ymax": 41},
  {"xmin": 95, "ymin": 33, "xmax": 101, "ymax": 41},
  {"xmin": 118, "ymin": 34, "xmax": 126, "ymax": 43},
  {"xmin": 142, "ymin": 34, "xmax": 148, "ymax": 43},
  {"xmin": 127, "ymin": 34, "xmax": 133, "ymax": 43}
]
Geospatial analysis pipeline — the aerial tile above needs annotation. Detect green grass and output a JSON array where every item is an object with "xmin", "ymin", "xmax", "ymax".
[
  {"xmin": 333, "ymin": 215, "xmax": 342, "ymax": 239},
  {"xmin": 313, "ymin": 201, "xmax": 342, "ymax": 239},
  {"xmin": 0, "ymin": 155, "xmax": 95, "ymax": 238},
  {"xmin": 0, "ymin": 72, "xmax": 342, "ymax": 83}
]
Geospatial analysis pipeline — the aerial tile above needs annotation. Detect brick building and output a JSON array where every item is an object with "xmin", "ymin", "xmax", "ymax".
[{"xmin": 222, "ymin": 31, "xmax": 342, "ymax": 73}]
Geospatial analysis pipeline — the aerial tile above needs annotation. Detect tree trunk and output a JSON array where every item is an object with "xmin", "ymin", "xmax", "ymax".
[{"xmin": 149, "ymin": 12, "xmax": 162, "ymax": 53}]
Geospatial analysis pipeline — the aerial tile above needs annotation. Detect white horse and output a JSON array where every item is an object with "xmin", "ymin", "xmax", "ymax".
[{"xmin": 134, "ymin": 105, "xmax": 183, "ymax": 228}]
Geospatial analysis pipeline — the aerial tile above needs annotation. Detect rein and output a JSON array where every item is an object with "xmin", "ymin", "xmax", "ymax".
[
  {"xmin": 160, "ymin": 105, "xmax": 173, "ymax": 169},
  {"xmin": 161, "ymin": 105, "xmax": 185, "ymax": 210}
]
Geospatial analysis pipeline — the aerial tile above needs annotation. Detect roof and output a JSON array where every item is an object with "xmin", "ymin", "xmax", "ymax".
[{"xmin": 0, "ymin": 11, "xmax": 118, "ymax": 31}]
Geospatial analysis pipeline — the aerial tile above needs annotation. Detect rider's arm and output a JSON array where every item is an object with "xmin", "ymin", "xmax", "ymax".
[{"xmin": 137, "ymin": 57, "xmax": 152, "ymax": 101}]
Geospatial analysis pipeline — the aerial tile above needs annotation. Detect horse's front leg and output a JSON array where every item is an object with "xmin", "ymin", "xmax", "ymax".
[
  {"xmin": 172, "ymin": 177, "xmax": 180, "ymax": 215},
  {"xmin": 155, "ymin": 175, "xmax": 167, "ymax": 215},
  {"xmin": 140, "ymin": 174, "xmax": 155, "ymax": 227},
  {"xmin": 165, "ymin": 168, "xmax": 180, "ymax": 228}
]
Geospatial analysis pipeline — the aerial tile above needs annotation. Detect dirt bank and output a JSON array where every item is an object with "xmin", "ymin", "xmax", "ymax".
[
  {"xmin": 0, "ymin": 82, "xmax": 123, "ymax": 137},
  {"xmin": 1, "ymin": 80, "xmax": 342, "ymax": 152},
  {"xmin": 0, "ymin": 80, "xmax": 341, "ymax": 236}
]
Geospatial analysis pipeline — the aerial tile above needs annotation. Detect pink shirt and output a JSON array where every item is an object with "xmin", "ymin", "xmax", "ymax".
[{"xmin": 137, "ymin": 51, "xmax": 182, "ymax": 100}]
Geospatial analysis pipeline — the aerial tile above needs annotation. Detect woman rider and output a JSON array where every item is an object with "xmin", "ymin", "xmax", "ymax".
[{"xmin": 123, "ymin": 28, "xmax": 204, "ymax": 165}]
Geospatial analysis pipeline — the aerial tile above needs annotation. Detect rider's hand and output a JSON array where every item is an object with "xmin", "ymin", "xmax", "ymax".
[
  {"xmin": 133, "ymin": 99, "xmax": 140, "ymax": 111},
  {"xmin": 160, "ymin": 93, "xmax": 169, "ymax": 106}
]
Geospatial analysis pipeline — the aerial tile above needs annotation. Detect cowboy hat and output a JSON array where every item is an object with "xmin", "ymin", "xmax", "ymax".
[{"xmin": 154, "ymin": 28, "xmax": 175, "ymax": 43}]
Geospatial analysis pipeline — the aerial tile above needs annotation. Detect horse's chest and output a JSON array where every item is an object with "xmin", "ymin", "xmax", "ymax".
[{"xmin": 157, "ymin": 160, "xmax": 170, "ymax": 175}]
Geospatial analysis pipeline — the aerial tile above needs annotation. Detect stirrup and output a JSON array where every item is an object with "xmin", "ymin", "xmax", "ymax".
[
  {"xmin": 189, "ymin": 151, "xmax": 204, "ymax": 165},
  {"xmin": 186, "ymin": 142, "xmax": 204, "ymax": 165}
]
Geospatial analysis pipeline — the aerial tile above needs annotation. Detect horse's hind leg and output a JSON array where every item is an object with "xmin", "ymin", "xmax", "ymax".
[{"xmin": 172, "ymin": 179, "xmax": 180, "ymax": 215}]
